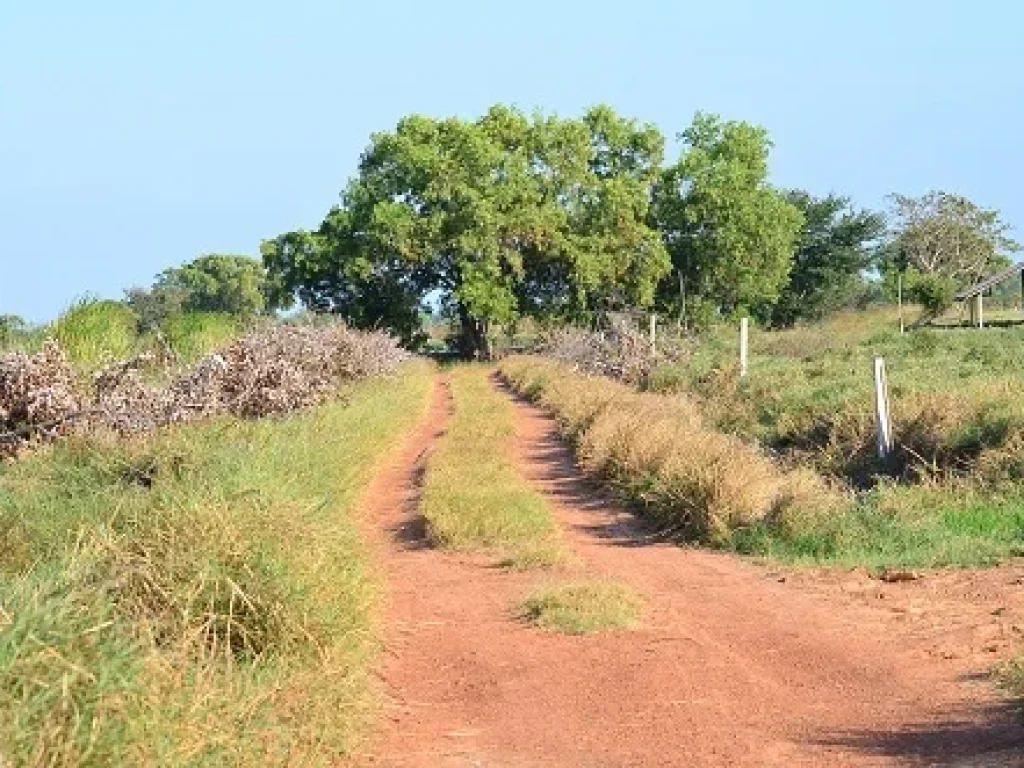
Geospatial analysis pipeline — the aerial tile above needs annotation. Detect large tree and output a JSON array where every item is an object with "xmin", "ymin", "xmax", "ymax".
[
  {"xmin": 886, "ymin": 191, "xmax": 1020, "ymax": 321},
  {"xmin": 264, "ymin": 105, "xmax": 670, "ymax": 357},
  {"xmin": 655, "ymin": 113, "xmax": 803, "ymax": 324},
  {"xmin": 769, "ymin": 192, "xmax": 886, "ymax": 327}
]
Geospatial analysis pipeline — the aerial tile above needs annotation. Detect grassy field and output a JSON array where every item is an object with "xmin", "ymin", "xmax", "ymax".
[
  {"xmin": 503, "ymin": 322, "xmax": 1024, "ymax": 570},
  {"xmin": 421, "ymin": 366, "xmax": 568, "ymax": 568},
  {"xmin": 0, "ymin": 361, "xmax": 434, "ymax": 766},
  {"xmin": 652, "ymin": 307, "xmax": 1024, "ymax": 486}
]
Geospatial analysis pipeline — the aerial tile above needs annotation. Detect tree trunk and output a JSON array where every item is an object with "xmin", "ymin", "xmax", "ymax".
[{"xmin": 457, "ymin": 306, "xmax": 491, "ymax": 360}]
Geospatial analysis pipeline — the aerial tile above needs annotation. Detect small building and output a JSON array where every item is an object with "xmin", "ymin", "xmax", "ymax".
[{"xmin": 954, "ymin": 263, "xmax": 1024, "ymax": 328}]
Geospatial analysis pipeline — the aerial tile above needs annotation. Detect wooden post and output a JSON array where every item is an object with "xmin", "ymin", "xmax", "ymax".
[
  {"xmin": 873, "ymin": 357, "xmax": 893, "ymax": 461},
  {"xmin": 649, "ymin": 314, "xmax": 657, "ymax": 356},
  {"xmin": 973, "ymin": 293, "xmax": 984, "ymax": 328},
  {"xmin": 739, "ymin": 317, "xmax": 749, "ymax": 379},
  {"xmin": 897, "ymin": 273, "xmax": 905, "ymax": 334}
]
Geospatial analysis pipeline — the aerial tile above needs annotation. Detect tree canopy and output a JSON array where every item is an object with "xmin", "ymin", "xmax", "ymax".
[
  {"xmin": 655, "ymin": 113, "xmax": 803, "ymax": 325},
  {"xmin": 263, "ymin": 105, "xmax": 672, "ymax": 356},
  {"xmin": 885, "ymin": 191, "xmax": 1021, "ymax": 321},
  {"xmin": 261, "ymin": 105, "xmax": 1020, "ymax": 350},
  {"xmin": 127, "ymin": 254, "xmax": 276, "ymax": 330},
  {"xmin": 768, "ymin": 192, "xmax": 885, "ymax": 327}
]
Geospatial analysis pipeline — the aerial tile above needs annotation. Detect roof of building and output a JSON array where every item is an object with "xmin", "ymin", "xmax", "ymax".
[{"xmin": 955, "ymin": 263, "xmax": 1024, "ymax": 301}]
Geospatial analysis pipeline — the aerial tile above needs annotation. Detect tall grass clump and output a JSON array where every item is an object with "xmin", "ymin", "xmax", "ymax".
[
  {"xmin": 518, "ymin": 580, "xmax": 644, "ymax": 635},
  {"xmin": 421, "ymin": 366, "xmax": 567, "ymax": 564},
  {"xmin": 501, "ymin": 357, "xmax": 842, "ymax": 545},
  {"xmin": 161, "ymin": 311, "xmax": 240, "ymax": 363},
  {"xmin": 52, "ymin": 298, "xmax": 139, "ymax": 370},
  {"xmin": 0, "ymin": 361, "xmax": 434, "ymax": 765}
]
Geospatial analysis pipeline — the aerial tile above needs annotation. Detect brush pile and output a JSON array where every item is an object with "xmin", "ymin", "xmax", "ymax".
[
  {"xmin": 539, "ymin": 315, "xmax": 686, "ymax": 385},
  {"xmin": 1, "ymin": 324, "xmax": 407, "ymax": 458}
]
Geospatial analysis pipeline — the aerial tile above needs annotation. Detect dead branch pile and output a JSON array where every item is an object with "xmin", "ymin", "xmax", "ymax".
[
  {"xmin": 539, "ymin": 317, "xmax": 687, "ymax": 385},
  {"xmin": 1, "ymin": 324, "xmax": 408, "ymax": 459}
]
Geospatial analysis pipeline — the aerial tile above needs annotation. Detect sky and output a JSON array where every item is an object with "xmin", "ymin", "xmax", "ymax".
[{"xmin": 2, "ymin": 1, "xmax": 1022, "ymax": 323}]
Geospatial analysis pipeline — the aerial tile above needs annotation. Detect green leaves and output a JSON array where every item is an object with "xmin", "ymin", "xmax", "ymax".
[
  {"xmin": 656, "ymin": 112, "xmax": 802, "ymax": 322},
  {"xmin": 265, "ymin": 105, "xmax": 671, "ymax": 356}
]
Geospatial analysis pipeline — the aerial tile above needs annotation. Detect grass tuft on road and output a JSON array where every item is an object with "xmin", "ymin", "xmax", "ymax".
[
  {"xmin": 421, "ymin": 366, "xmax": 568, "ymax": 565},
  {"xmin": 519, "ymin": 581, "xmax": 644, "ymax": 635},
  {"xmin": 0, "ymin": 361, "xmax": 434, "ymax": 766}
]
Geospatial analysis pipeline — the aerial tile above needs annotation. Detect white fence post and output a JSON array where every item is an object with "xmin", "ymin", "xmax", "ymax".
[
  {"xmin": 650, "ymin": 314, "xmax": 657, "ymax": 356},
  {"xmin": 874, "ymin": 357, "xmax": 893, "ymax": 460},
  {"xmin": 897, "ymin": 274, "xmax": 905, "ymax": 334},
  {"xmin": 739, "ymin": 317, "xmax": 749, "ymax": 378}
]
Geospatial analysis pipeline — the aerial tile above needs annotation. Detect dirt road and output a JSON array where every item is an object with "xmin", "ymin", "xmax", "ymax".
[{"xmin": 356, "ymin": 373, "xmax": 1023, "ymax": 767}]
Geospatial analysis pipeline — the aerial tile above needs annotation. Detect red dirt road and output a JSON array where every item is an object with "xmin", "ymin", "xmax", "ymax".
[{"xmin": 355, "ymin": 373, "xmax": 1023, "ymax": 767}]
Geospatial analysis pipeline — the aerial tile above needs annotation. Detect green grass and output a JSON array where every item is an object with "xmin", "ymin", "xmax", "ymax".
[
  {"xmin": 421, "ymin": 365, "xmax": 567, "ymax": 563},
  {"xmin": 650, "ymin": 306, "xmax": 1024, "ymax": 484},
  {"xmin": 729, "ymin": 483, "xmax": 1024, "ymax": 570},
  {"xmin": 52, "ymin": 298, "xmax": 140, "ymax": 369},
  {"xmin": 161, "ymin": 312, "xmax": 241, "ymax": 363},
  {"xmin": 0, "ymin": 360, "xmax": 434, "ymax": 766},
  {"xmin": 518, "ymin": 581, "xmax": 644, "ymax": 635}
]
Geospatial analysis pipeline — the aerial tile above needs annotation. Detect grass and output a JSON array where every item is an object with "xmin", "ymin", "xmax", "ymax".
[
  {"xmin": 728, "ymin": 482, "xmax": 1024, "ymax": 570},
  {"xmin": 52, "ymin": 298, "xmax": 139, "ymax": 369},
  {"xmin": 500, "ymin": 357, "xmax": 841, "ymax": 545},
  {"xmin": 421, "ymin": 365, "xmax": 569, "ymax": 565},
  {"xmin": 161, "ymin": 312, "xmax": 241, "ymax": 363},
  {"xmin": 501, "ymin": 352, "xmax": 1024, "ymax": 570},
  {"xmin": 650, "ymin": 306, "xmax": 1024, "ymax": 486},
  {"xmin": 507, "ymin": 305, "xmax": 1024, "ymax": 570},
  {"xmin": 518, "ymin": 581, "xmax": 644, "ymax": 635},
  {"xmin": 0, "ymin": 360, "xmax": 435, "ymax": 766}
]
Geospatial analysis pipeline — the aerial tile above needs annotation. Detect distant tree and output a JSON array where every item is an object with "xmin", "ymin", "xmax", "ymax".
[
  {"xmin": 886, "ymin": 191, "xmax": 1020, "ymax": 321},
  {"xmin": 124, "ymin": 284, "xmax": 186, "ymax": 332},
  {"xmin": 264, "ymin": 105, "xmax": 670, "ymax": 357},
  {"xmin": 0, "ymin": 314, "xmax": 27, "ymax": 347},
  {"xmin": 127, "ymin": 254, "xmax": 278, "ymax": 331},
  {"xmin": 768, "ymin": 192, "xmax": 886, "ymax": 327},
  {"xmin": 655, "ymin": 113, "xmax": 803, "ymax": 324}
]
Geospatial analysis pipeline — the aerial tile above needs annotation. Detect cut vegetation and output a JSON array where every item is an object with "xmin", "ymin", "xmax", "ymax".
[
  {"xmin": 518, "ymin": 581, "xmax": 644, "ymax": 635},
  {"xmin": 0, "ymin": 360, "xmax": 434, "ymax": 766},
  {"xmin": 421, "ymin": 366, "xmax": 568, "ymax": 566}
]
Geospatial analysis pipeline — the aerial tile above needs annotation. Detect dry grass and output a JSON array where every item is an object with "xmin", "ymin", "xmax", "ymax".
[
  {"xmin": 501, "ymin": 357, "xmax": 844, "ymax": 544},
  {"xmin": 518, "ymin": 580, "xmax": 644, "ymax": 635},
  {"xmin": 0, "ymin": 361, "xmax": 435, "ymax": 765},
  {"xmin": 421, "ymin": 366, "xmax": 569, "ymax": 565}
]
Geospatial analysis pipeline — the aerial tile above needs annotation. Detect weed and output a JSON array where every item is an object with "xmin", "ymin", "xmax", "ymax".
[
  {"xmin": 518, "ymin": 581, "xmax": 644, "ymax": 635},
  {"xmin": 501, "ymin": 357, "xmax": 844, "ymax": 544}
]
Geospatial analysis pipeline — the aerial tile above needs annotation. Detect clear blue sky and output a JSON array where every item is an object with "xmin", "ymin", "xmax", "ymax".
[{"xmin": 2, "ymin": 1, "xmax": 1021, "ymax": 323}]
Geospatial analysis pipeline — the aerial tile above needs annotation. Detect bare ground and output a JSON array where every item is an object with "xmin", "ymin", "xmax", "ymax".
[{"xmin": 354, "ymin": 372, "xmax": 1024, "ymax": 767}]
